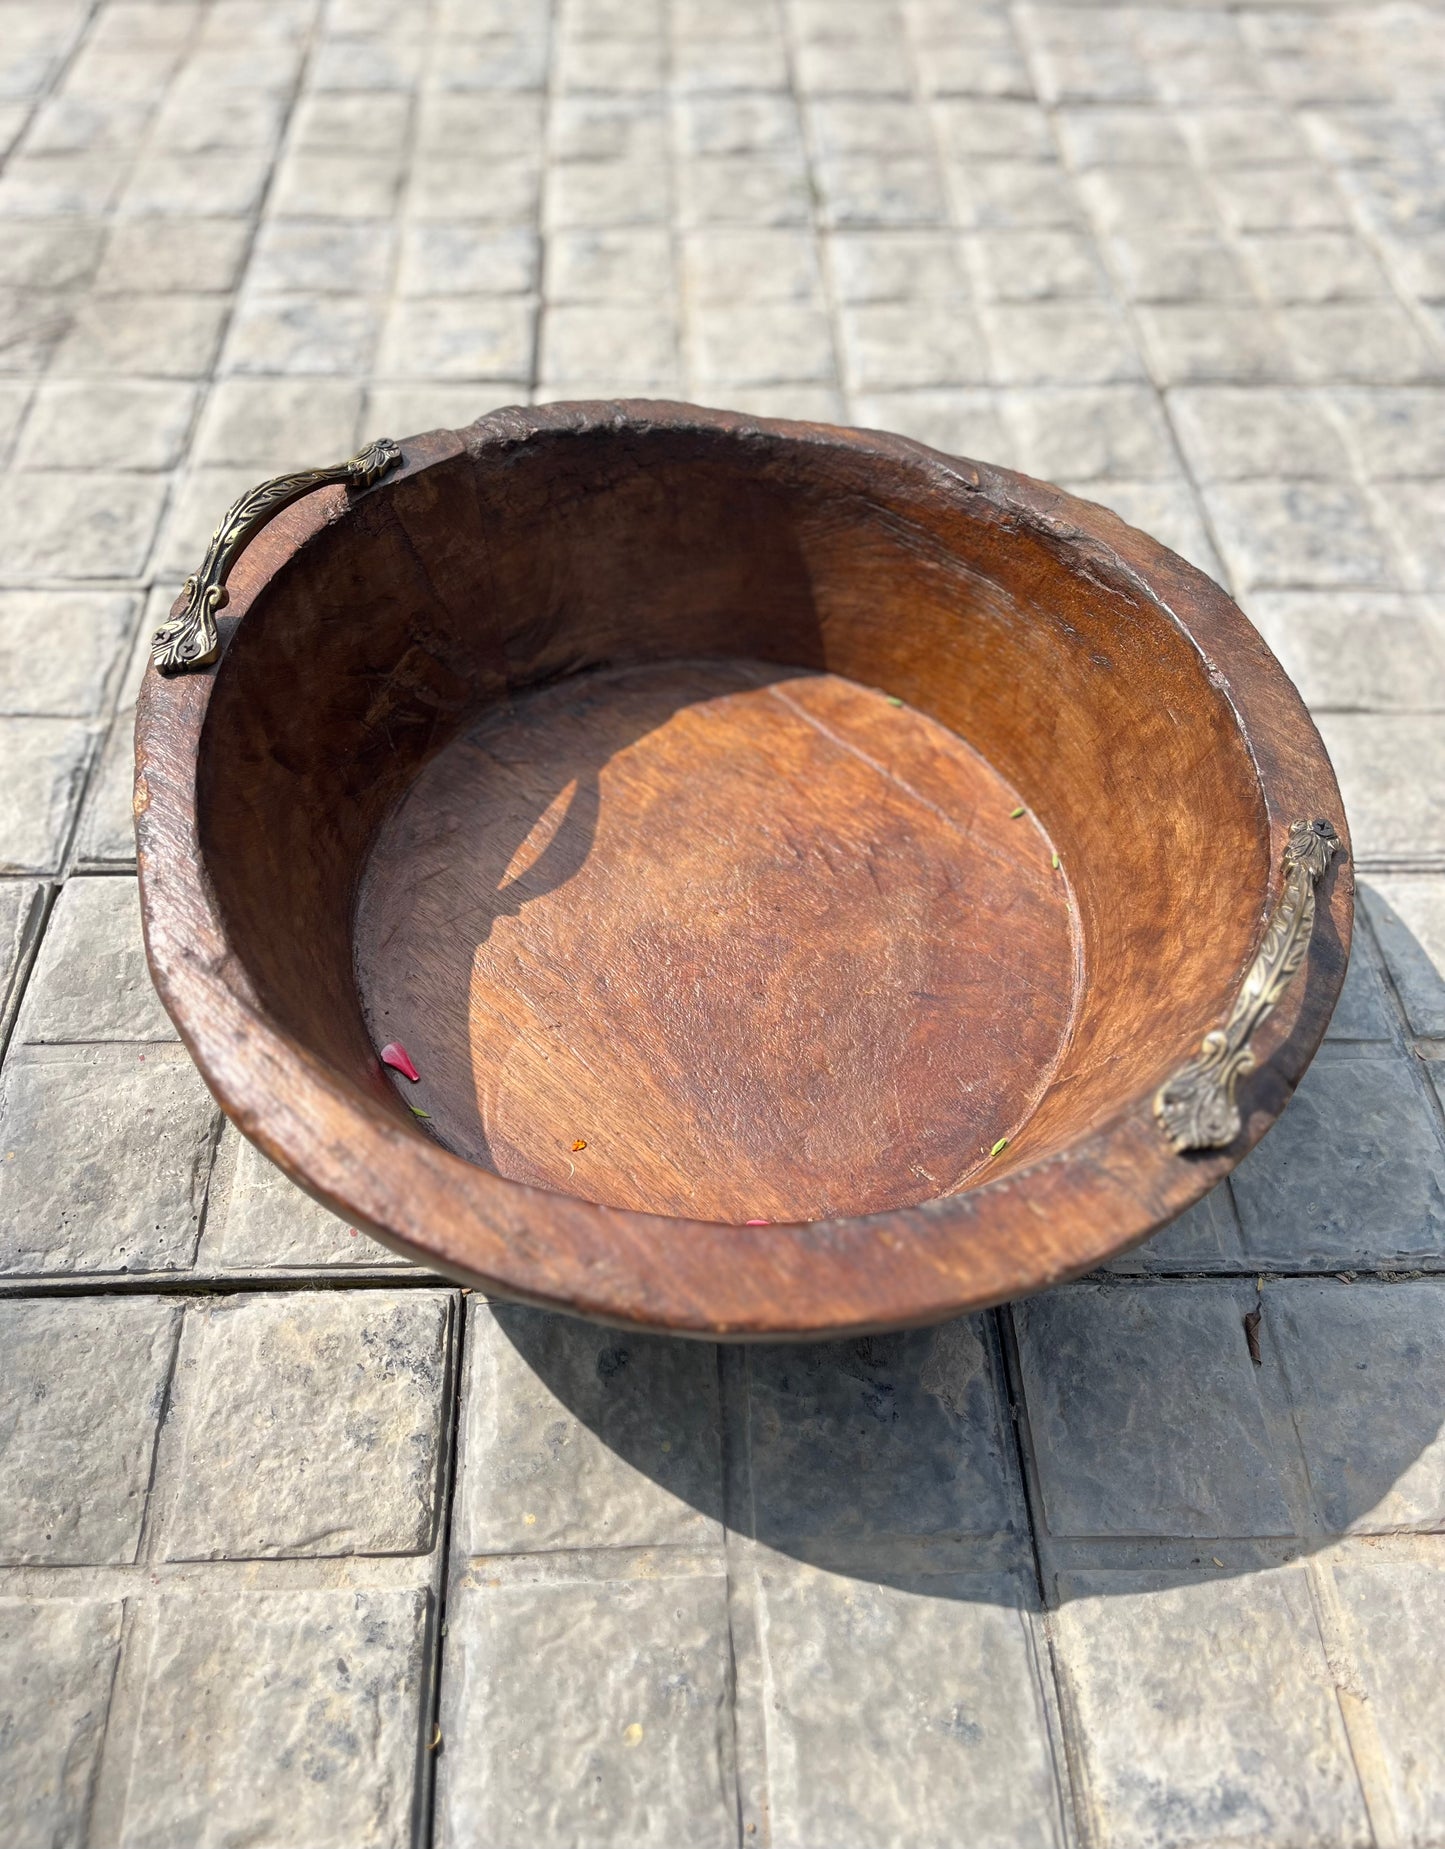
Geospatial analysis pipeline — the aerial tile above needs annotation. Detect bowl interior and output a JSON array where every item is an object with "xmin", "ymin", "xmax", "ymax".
[{"xmin": 194, "ymin": 415, "xmax": 1270, "ymax": 1226}]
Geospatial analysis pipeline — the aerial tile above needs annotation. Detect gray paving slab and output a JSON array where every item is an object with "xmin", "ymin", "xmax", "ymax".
[
  {"xmin": 13, "ymin": 874, "xmax": 174, "ymax": 1044},
  {"xmin": 1052, "ymin": 1569, "xmax": 1372, "ymax": 1849},
  {"xmin": 437, "ymin": 1569, "xmax": 736, "ymax": 1849},
  {"xmin": 121, "ymin": 1587, "xmax": 430, "ymax": 1849},
  {"xmin": 1013, "ymin": 1282, "xmax": 1292, "ymax": 1536},
  {"xmin": 0, "ymin": 1295, "xmax": 178, "ymax": 1564},
  {"xmin": 456, "ymin": 1302, "xmax": 723, "ymax": 1554},
  {"xmin": 753, "ymin": 1559, "xmax": 1066, "ymax": 1849},
  {"xmin": 162, "ymin": 1290, "xmax": 452, "ymax": 1561},
  {"xmin": 0, "ymin": 1044, "xmax": 216, "ymax": 1276},
  {"xmin": 0, "ymin": 1597, "xmax": 124, "ymax": 1849},
  {"xmin": 1229, "ymin": 1045, "xmax": 1445, "ymax": 1270},
  {"xmin": 1269, "ymin": 1279, "xmax": 1445, "ymax": 1534}
]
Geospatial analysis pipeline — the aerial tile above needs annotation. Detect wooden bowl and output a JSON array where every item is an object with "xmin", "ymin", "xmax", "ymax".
[{"xmin": 136, "ymin": 402, "xmax": 1350, "ymax": 1336}]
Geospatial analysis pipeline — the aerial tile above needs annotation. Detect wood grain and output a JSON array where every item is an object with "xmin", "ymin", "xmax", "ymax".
[{"xmin": 355, "ymin": 659, "xmax": 1077, "ymax": 1222}]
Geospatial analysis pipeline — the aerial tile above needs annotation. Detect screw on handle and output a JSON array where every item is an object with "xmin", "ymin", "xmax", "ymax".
[{"xmin": 151, "ymin": 438, "xmax": 403, "ymax": 675}]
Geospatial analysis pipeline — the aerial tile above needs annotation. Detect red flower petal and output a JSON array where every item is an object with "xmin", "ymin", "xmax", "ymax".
[
  {"xmin": 381, "ymin": 1041, "xmax": 420, "ymax": 1082},
  {"xmin": 745, "ymin": 1218, "xmax": 770, "ymax": 1226}
]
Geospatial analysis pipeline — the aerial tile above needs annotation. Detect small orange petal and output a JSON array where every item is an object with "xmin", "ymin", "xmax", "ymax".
[{"xmin": 572, "ymin": 1138, "xmax": 587, "ymax": 1152}]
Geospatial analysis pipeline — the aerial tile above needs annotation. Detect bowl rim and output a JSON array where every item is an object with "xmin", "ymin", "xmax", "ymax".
[{"xmin": 135, "ymin": 399, "xmax": 1352, "ymax": 1337}]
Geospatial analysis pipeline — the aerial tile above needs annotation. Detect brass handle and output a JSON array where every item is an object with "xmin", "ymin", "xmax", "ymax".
[
  {"xmin": 1155, "ymin": 817, "xmax": 1341, "ymax": 1152},
  {"xmin": 151, "ymin": 438, "xmax": 403, "ymax": 675}
]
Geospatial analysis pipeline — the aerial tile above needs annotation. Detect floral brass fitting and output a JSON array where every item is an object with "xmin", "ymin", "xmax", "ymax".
[
  {"xmin": 151, "ymin": 438, "xmax": 403, "ymax": 675},
  {"xmin": 1155, "ymin": 817, "xmax": 1341, "ymax": 1153}
]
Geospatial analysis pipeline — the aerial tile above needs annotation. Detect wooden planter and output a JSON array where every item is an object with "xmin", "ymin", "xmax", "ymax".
[{"xmin": 135, "ymin": 402, "xmax": 1350, "ymax": 1337}]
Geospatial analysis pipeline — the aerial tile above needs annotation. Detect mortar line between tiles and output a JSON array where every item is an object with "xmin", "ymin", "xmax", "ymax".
[
  {"xmin": 994, "ymin": 1303, "xmax": 1087, "ymax": 1849},
  {"xmin": 418, "ymin": 1289, "xmax": 468, "ymax": 1849}
]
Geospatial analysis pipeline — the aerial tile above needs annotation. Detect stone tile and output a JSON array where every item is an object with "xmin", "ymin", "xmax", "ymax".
[
  {"xmin": 817, "ymin": 153, "xmax": 951, "ymax": 229},
  {"xmin": 53, "ymin": 293, "xmax": 228, "ymax": 376},
  {"xmin": 809, "ymin": 98, "xmax": 933, "ymax": 161},
  {"xmin": 1240, "ymin": 232, "xmax": 1389, "ymax": 305},
  {"xmin": 827, "ymin": 229, "xmax": 971, "ymax": 304},
  {"xmin": 117, "ymin": 149, "xmax": 271, "ymax": 217},
  {"xmin": 1362, "ymin": 876, "xmax": 1445, "ymax": 1037},
  {"xmin": 755, "ymin": 1560, "xmax": 1064, "ymax": 1849},
  {"xmin": 1079, "ymin": 166, "xmax": 1217, "ymax": 238},
  {"xmin": 15, "ymin": 378, "xmax": 197, "ymax": 472},
  {"xmin": 548, "ymin": 227, "xmax": 673, "ymax": 303},
  {"xmin": 1331, "ymin": 1563, "xmax": 1445, "ymax": 1840},
  {"xmin": 0, "ymin": 1600, "xmax": 124, "ymax": 1849},
  {"xmin": 1181, "ymin": 104, "xmax": 1309, "ymax": 168},
  {"xmin": 936, "ymin": 97, "xmax": 1054, "ymax": 162},
  {"xmin": 971, "ymin": 228, "xmax": 1106, "ymax": 301},
  {"xmin": 1013, "ymin": 1283, "xmax": 1292, "ymax": 1536},
  {"xmin": 0, "ymin": 472, "xmax": 167, "ymax": 581},
  {"xmin": 1316, "ymin": 714, "xmax": 1445, "ymax": 864},
  {"xmin": 0, "ymin": 880, "xmax": 41, "ymax": 1037},
  {"xmin": 715, "ymin": 383, "xmax": 846, "ymax": 422},
  {"xmin": 0, "ymin": 1045, "xmax": 216, "ymax": 1276},
  {"xmin": 1053, "ymin": 1570, "xmax": 1371, "ymax": 1849},
  {"xmin": 1325, "ymin": 921, "xmax": 1398, "ymax": 1041},
  {"xmin": 0, "ymin": 215, "xmax": 105, "ymax": 288},
  {"xmin": 364, "ymin": 383, "xmax": 527, "ymax": 438},
  {"xmin": 0, "ymin": 286, "xmax": 75, "ymax": 374},
  {"xmin": 1271, "ymin": 1280, "xmax": 1445, "ymax": 1531},
  {"xmin": 1330, "ymin": 387, "xmax": 1445, "ymax": 480},
  {"xmin": 149, "ymin": 84, "xmax": 288, "ymax": 154},
  {"xmin": 1210, "ymin": 164, "xmax": 1347, "ymax": 234},
  {"xmin": 1282, "ymin": 303, "xmax": 1443, "ymax": 386},
  {"xmin": 246, "ymin": 218, "xmax": 396, "ymax": 295},
  {"xmin": 292, "ymin": 87, "xmax": 413, "ymax": 153},
  {"xmin": 15, "ymin": 875, "xmax": 172, "ymax": 1044},
  {"xmin": 795, "ymin": 37, "xmax": 913, "ymax": 97},
  {"xmin": 1249, "ymin": 590, "xmax": 1445, "ymax": 712},
  {"xmin": 164, "ymin": 1290, "xmax": 450, "ymax": 1560},
  {"xmin": 223, "ymin": 293, "xmax": 382, "ymax": 376},
  {"xmin": 675, "ymin": 154, "xmax": 810, "ymax": 228},
  {"xmin": 1110, "ymin": 233, "xmax": 1255, "ymax": 305},
  {"xmin": 840, "ymin": 302, "xmax": 990, "ymax": 390},
  {"xmin": 554, "ymin": 34, "xmax": 667, "ymax": 95},
  {"xmin": 690, "ymin": 301, "xmax": 834, "ymax": 385},
  {"xmin": 1204, "ymin": 481, "xmax": 1396, "ymax": 590},
  {"xmin": 983, "ymin": 304, "xmax": 1143, "ymax": 386},
  {"xmin": 1378, "ymin": 480, "xmax": 1445, "ymax": 594},
  {"xmin": 406, "ymin": 150, "xmax": 541, "ymax": 225},
  {"xmin": 681, "ymin": 228, "xmax": 820, "ymax": 305},
  {"xmin": 1168, "ymin": 386, "xmax": 1349, "ymax": 482},
  {"xmin": 546, "ymin": 157, "xmax": 672, "ymax": 229},
  {"xmin": 92, "ymin": 216, "xmax": 251, "ymax": 295},
  {"xmin": 0, "ymin": 1295, "xmax": 178, "ymax": 1563},
  {"xmin": 399, "ymin": 222, "xmax": 539, "ymax": 297},
  {"xmin": 850, "ymin": 388, "xmax": 1014, "ymax": 466},
  {"xmin": 0, "ymin": 151, "xmax": 130, "ymax": 216},
  {"xmin": 538, "ymin": 301, "xmax": 675, "ymax": 386},
  {"xmin": 208, "ymin": 1128, "xmax": 410, "ymax": 1269},
  {"xmin": 0, "ymin": 590, "xmax": 135, "ymax": 717},
  {"xmin": 1000, "ymin": 386, "xmax": 1175, "ymax": 482},
  {"xmin": 438, "ymin": 1573, "xmax": 735, "ymax": 1849},
  {"xmin": 954, "ymin": 159, "xmax": 1084, "ymax": 231},
  {"xmin": 192, "ymin": 378, "xmax": 362, "ymax": 470},
  {"xmin": 1230, "ymin": 1048, "xmax": 1445, "ymax": 1269},
  {"xmin": 377, "ymin": 295, "xmax": 537, "ymax": 379},
  {"xmin": 0, "ymin": 718, "xmax": 91, "ymax": 872},
  {"xmin": 1137, "ymin": 304, "xmax": 1291, "ymax": 385},
  {"xmin": 551, "ymin": 96, "xmax": 668, "ymax": 167},
  {"xmin": 744, "ymin": 1320, "xmax": 1017, "ymax": 1544},
  {"xmin": 271, "ymin": 149, "xmax": 405, "ymax": 220},
  {"xmin": 456, "ymin": 1303, "xmax": 723, "ymax": 1553},
  {"xmin": 124, "ymin": 1588, "xmax": 429, "ymax": 1849}
]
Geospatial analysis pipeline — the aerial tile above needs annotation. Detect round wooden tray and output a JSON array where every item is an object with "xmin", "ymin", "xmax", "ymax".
[{"xmin": 135, "ymin": 402, "xmax": 1351, "ymax": 1336}]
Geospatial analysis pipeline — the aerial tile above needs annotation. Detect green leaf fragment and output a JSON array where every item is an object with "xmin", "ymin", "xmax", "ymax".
[
  {"xmin": 989, "ymin": 1136, "xmax": 1009, "ymax": 1157},
  {"xmin": 1010, "ymin": 806, "xmax": 1025, "ymax": 818}
]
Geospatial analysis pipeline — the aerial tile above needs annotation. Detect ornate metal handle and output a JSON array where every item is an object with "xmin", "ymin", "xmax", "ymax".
[
  {"xmin": 1155, "ymin": 817, "xmax": 1341, "ymax": 1152},
  {"xmin": 151, "ymin": 438, "xmax": 403, "ymax": 675}
]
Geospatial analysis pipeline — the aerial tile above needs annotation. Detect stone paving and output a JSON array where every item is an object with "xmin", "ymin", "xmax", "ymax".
[{"xmin": 1, "ymin": 0, "xmax": 1445, "ymax": 1844}]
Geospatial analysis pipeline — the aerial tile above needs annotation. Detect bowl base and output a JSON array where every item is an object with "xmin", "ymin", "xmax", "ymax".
[{"xmin": 354, "ymin": 658, "xmax": 1079, "ymax": 1224}]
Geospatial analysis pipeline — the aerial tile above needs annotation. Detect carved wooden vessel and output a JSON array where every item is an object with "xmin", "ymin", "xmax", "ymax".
[{"xmin": 135, "ymin": 403, "xmax": 1350, "ymax": 1336}]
